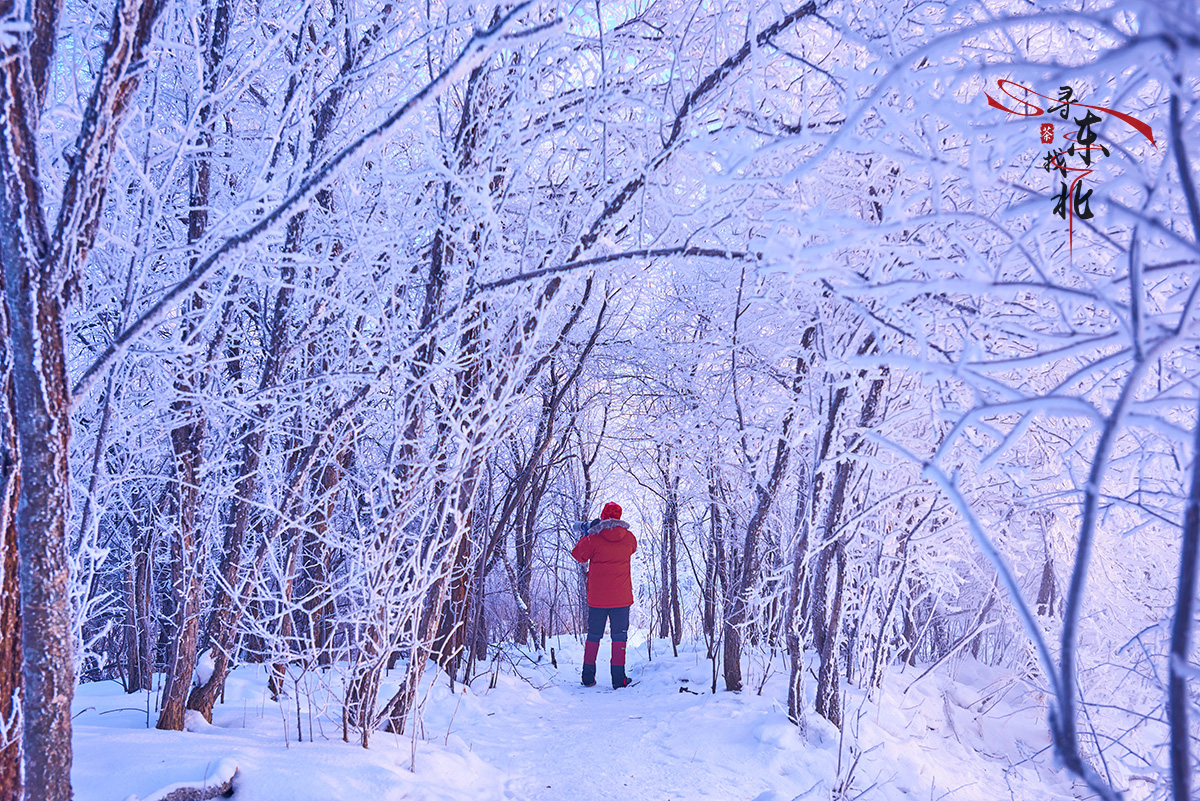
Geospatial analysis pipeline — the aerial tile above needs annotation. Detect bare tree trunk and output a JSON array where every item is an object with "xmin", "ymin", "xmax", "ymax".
[
  {"xmin": 867, "ymin": 502, "xmax": 931, "ymax": 695},
  {"xmin": 3, "ymin": 153, "xmax": 74, "ymax": 801},
  {"xmin": 514, "ymin": 464, "xmax": 540, "ymax": 647},
  {"xmin": 462, "ymin": 465, "xmax": 496, "ymax": 685},
  {"xmin": 379, "ymin": 535, "xmax": 463, "ymax": 736},
  {"xmin": 153, "ymin": 0, "xmax": 234, "ymax": 729},
  {"xmin": 703, "ymin": 478, "xmax": 721, "ymax": 650},
  {"xmin": 657, "ymin": 456, "xmax": 682, "ymax": 651},
  {"xmin": 1036, "ymin": 556, "xmax": 1057, "ymax": 618},
  {"xmin": 0, "ymin": 13, "xmax": 72, "ymax": 791},
  {"xmin": 156, "ymin": 307, "xmax": 210, "ymax": 728},
  {"xmin": 669, "ymin": 514, "xmax": 682, "ymax": 651},
  {"xmin": 723, "ymin": 428, "xmax": 794, "ymax": 691},
  {"xmin": 432, "ymin": 465, "xmax": 483, "ymax": 671},
  {"xmin": 721, "ymin": 334, "xmax": 803, "ymax": 692},
  {"xmin": 267, "ymin": 525, "xmax": 306, "ymax": 698},
  {"xmin": 302, "ymin": 455, "xmax": 343, "ymax": 667},
  {"xmin": 431, "ymin": 308, "xmax": 489, "ymax": 673},
  {"xmin": 154, "ymin": 408, "xmax": 205, "ymax": 730},
  {"xmin": 186, "ymin": 262, "xmax": 292, "ymax": 721},
  {"xmin": 124, "ymin": 512, "xmax": 154, "ymax": 692},
  {"xmin": 785, "ymin": 463, "xmax": 811, "ymax": 733},
  {"xmin": 1168, "ymin": 392, "xmax": 1200, "ymax": 801},
  {"xmin": 809, "ymin": 335, "xmax": 884, "ymax": 726},
  {"xmin": 515, "ymin": 458, "xmax": 550, "ymax": 648},
  {"xmin": 810, "ymin": 448, "xmax": 853, "ymax": 718},
  {"xmin": 1036, "ymin": 517, "xmax": 1057, "ymax": 618},
  {"xmin": 814, "ymin": 541, "xmax": 846, "ymax": 726},
  {"xmin": 803, "ymin": 330, "xmax": 852, "ymax": 659},
  {"xmin": 658, "ymin": 511, "xmax": 670, "ymax": 641},
  {"xmin": 0, "ymin": 318, "xmax": 21, "ymax": 801}
]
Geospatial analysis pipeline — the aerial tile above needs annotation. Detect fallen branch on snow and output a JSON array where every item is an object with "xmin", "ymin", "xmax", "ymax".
[{"xmin": 122, "ymin": 759, "xmax": 237, "ymax": 801}]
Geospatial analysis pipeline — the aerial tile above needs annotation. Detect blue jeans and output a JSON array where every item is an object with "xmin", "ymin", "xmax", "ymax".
[{"xmin": 586, "ymin": 605, "xmax": 630, "ymax": 643}]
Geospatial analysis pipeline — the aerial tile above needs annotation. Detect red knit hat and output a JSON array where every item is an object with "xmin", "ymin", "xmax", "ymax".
[{"xmin": 601, "ymin": 502, "xmax": 622, "ymax": 520}]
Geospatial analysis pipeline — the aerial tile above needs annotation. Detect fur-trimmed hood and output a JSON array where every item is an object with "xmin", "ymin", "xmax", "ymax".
[{"xmin": 589, "ymin": 518, "xmax": 632, "ymax": 542}]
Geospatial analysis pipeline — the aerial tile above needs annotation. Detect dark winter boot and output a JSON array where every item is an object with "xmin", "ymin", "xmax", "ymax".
[
  {"xmin": 581, "ymin": 663, "xmax": 596, "ymax": 687},
  {"xmin": 611, "ymin": 665, "xmax": 632, "ymax": 689}
]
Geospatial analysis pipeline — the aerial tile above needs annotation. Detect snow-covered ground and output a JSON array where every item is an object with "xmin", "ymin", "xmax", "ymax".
[{"xmin": 72, "ymin": 634, "xmax": 1083, "ymax": 800}]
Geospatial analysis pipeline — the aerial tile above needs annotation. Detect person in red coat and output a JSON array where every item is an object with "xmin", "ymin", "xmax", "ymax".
[{"xmin": 571, "ymin": 501, "xmax": 637, "ymax": 688}]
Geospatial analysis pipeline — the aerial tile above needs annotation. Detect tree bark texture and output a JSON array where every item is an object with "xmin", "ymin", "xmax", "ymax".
[
  {"xmin": 723, "ymin": 429, "xmax": 793, "ymax": 692},
  {"xmin": 785, "ymin": 461, "xmax": 811, "ymax": 733},
  {"xmin": 124, "ymin": 515, "xmax": 154, "ymax": 693},
  {"xmin": 658, "ymin": 463, "xmax": 682, "ymax": 650},
  {"xmin": 809, "ymin": 334, "xmax": 883, "ymax": 726},
  {"xmin": 156, "ymin": 302, "xmax": 210, "ymax": 728},
  {"xmin": 0, "ymin": 0, "xmax": 163, "ymax": 788},
  {"xmin": 814, "ymin": 541, "xmax": 845, "ymax": 726},
  {"xmin": 0, "ymin": 26, "xmax": 73, "ymax": 800},
  {"xmin": 0, "ymin": 303, "xmax": 22, "ymax": 801},
  {"xmin": 1036, "ymin": 522, "xmax": 1057, "ymax": 618},
  {"xmin": 703, "ymin": 477, "xmax": 723, "ymax": 648}
]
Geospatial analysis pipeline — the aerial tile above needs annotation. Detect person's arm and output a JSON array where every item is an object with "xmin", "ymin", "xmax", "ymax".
[
  {"xmin": 630, "ymin": 531, "xmax": 638, "ymax": 554},
  {"xmin": 571, "ymin": 534, "xmax": 593, "ymax": 564}
]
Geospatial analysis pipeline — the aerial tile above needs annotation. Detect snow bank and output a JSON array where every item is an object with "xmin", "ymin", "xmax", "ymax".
[{"xmin": 72, "ymin": 635, "xmax": 1085, "ymax": 801}]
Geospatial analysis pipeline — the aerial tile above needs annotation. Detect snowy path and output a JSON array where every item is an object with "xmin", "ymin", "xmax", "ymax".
[
  {"xmin": 360, "ymin": 636, "xmax": 835, "ymax": 801},
  {"xmin": 439, "ymin": 661, "xmax": 819, "ymax": 800},
  {"xmin": 71, "ymin": 636, "xmax": 1083, "ymax": 801}
]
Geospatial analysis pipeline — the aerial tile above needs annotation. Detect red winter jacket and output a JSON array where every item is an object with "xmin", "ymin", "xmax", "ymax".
[{"xmin": 571, "ymin": 518, "xmax": 637, "ymax": 608}]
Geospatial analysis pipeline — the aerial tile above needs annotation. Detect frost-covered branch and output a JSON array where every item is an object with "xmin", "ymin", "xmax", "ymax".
[{"xmin": 71, "ymin": 0, "xmax": 545, "ymax": 404}]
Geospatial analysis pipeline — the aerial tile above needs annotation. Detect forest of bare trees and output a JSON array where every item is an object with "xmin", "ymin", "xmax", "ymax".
[{"xmin": 1, "ymin": 0, "xmax": 1198, "ymax": 798}]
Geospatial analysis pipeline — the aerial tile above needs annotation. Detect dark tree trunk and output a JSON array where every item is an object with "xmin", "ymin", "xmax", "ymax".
[
  {"xmin": 515, "ymin": 460, "xmax": 548, "ymax": 648},
  {"xmin": 0, "ymin": 319, "xmax": 21, "ymax": 801},
  {"xmin": 811, "ymin": 544, "xmax": 849, "ymax": 724},
  {"xmin": 723, "ymin": 427, "xmax": 794, "ymax": 692},
  {"xmin": 658, "ymin": 527, "xmax": 670, "ymax": 641},
  {"xmin": 1, "ymin": 26, "xmax": 72, "ymax": 797},
  {"xmin": 0, "ymin": 0, "xmax": 167, "ymax": 775},
  {"xmin": 703, "ymin": 479, "xmax": 722, "ymax": 649},
  {"xmin": 669, "ymin": 532, "xmax": 682, "ymax": 650},
  {"xmin": 380, "ymin": 549, "xmax": 460, "ymax": 737},
  {"xmin": 186, "ymin": 290, "xmax": 287, "ymax": 721},
  {"xmin": 156, "ymin": 496, "xmax": 204, "ymax": 729},
  {"xmin": 867, "ymin": 502, "xmax": 930, "ymax": 694},
  {"xmin": 658, "ymin": 463, "xmax": 682, "ymax": 650},
  {"xmin": 156, "ymin": 292, "xmax": 209, "ymax": 731},
  {"xmin": 809, "ymin": 336, "xmax": 884, "ymax": 726},
  {"xmin": 156, "ymin": 0, "xmax": 233, "ymax": 729},
  {"xmin": 900, "ymin": 595, "xmax": 920, "ymax": 667},
  {"xmin": 302, "ymin": 455, "xmax": 343, "ymax": 667},
  {"xmin": 721, "ymin": 615, "xmax": 742, "ymax": 691},
  {"xmin": 785, "ymin": 463, "xmax": 811, "ymax": 732},
  {"xmin": 267, "ymin": 526, "xmax": 306, "ymax": 698},
  {"xmin": 811, "ymin": 457, "xmax": 852, "ymax": 717},
  {"xmin": 814, "ymin": 542, "xmax": 846, "ymax": 726},
  {"xmin": 513, "ymin": 446, "xmax": 541, "ymax": 648},
  {"xmin": 721, "ymin": 345, "xmax": 803, "ymax": 693},
  {"xmin": 1168, "ymin": 393, "xmax": 1200, "ymax": 801},
  {"xmin": 431, "ymin": 311, "xmax": 486, "ymax": 673},
  {"xmin": 1036, "ymin": 525, "xmax": 1057, "ymax": 618},
  {"xmin": 124, "ymin": 515, "xmax": 154, "ymax": 693}
]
